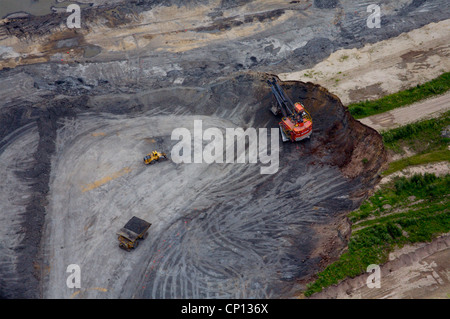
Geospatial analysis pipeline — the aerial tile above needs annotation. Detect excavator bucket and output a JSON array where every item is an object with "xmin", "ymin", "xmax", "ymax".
[{"xmin": 279, "ymin": 126, "xmax": 290, "ymax": 142}]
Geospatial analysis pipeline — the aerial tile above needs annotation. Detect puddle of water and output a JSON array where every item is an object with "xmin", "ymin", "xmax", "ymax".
[
  {"xmin": 0, "ymin": 0, "xmax": 83, "ymax": 19},
  {"xmin": 83, "ymin": 45, "xmax": 102, "ymax": 58}
]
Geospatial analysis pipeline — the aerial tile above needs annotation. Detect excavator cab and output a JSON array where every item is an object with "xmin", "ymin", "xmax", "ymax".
[{"xmin": 294, "ymin": 102, "xmax": 304, "ymax": 114}]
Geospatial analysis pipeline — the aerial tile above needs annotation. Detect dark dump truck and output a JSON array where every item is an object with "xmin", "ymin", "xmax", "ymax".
[{"xmin": 117, "ymin": 216, "xmax": 152, "ymax": 251}]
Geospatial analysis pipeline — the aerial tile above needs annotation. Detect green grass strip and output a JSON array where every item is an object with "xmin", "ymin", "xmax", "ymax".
[
  {"xmin": 382, "ymin": 149, "xmax": 450, "ymax": 176},
  {"xmin": 381, "ymin": 111, "xmax": 450, "ymax": 147},
  {"xmin": 347, "ymin": 72, "xmax": 450, "ymax": 119}
]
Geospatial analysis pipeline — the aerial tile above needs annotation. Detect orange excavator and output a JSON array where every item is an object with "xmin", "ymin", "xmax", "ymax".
[{"xmin": 267, "ymin": 78, "xmax": 313, "ymax": 142}]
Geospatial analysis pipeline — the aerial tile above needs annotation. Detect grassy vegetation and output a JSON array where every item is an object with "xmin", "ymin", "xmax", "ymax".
[
  {"xmin": 304, "ymin": 110, "xmax": 449, "ymax": 297},
  {"xmin": 383, "ymin": 149, "xmax": 449, "ymax": 175},
  {"xmin": 347, "ymin": 72, "xmax": 450, "ymax": 119},
  {"xmin": 381, "ymin": 111, "xmax": 450, "ymax": 175},
  {"xmin": 339, "ymin": 54, "xmax": 349, "ymax": 62},
  {"xmin": 303, "ymin": 75, "xmax": 450, "ymax": 298},
  {"xmin": 382, "ymin": 111, "xmax": 450, "ymax": 149},
  {"xmin": 304, "ymin": 173, "xmax": 450, "ymax": 297}
]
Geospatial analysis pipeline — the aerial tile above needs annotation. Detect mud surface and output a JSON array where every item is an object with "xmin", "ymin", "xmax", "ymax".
[
  {"xmin": 0, "ymin": 71, "xmax": 386, "ymax": 298},
  {"xmin": 0, "ymin": 0, "xmax": 447, "ymax": 299}
]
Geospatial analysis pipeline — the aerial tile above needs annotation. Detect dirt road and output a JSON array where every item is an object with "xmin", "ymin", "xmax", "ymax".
[{"xmin": 359, "ymin": 91, "xmax": 450, "ymax": 132}]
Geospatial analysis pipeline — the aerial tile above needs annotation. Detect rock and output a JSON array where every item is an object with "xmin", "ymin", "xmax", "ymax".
[
  {"xmin": 440, "ymin": 125, "xmax": 450, "ymax": 139},
  {"xmin": 314, "ymin": 0, "xmax": 339, "ymax": 9},
  {"xmin": 383, "ymin": 204, "xmax": 392, "ymax": 210}
]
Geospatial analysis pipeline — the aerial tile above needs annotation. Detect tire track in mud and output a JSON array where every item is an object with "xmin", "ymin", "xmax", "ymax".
[
  {"xmin": 0, "ymin": 123, "xmax": 39, "ymax": 299},
  {"xmin": 0, "ymin": 99, "xmax": 86, "ymax": 298},
  {"xmin": 1, "ymin": 0, "xmax": 448, "ymax": 299},
  {"xmin": 2, "ymin": 73, "xmax": 386, "ymax": 298},
  {"xmin": 132, "ymin": 160, "xmax": 356, "ymax": 298}
]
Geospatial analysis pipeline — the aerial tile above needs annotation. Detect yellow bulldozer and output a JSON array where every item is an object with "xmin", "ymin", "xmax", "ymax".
[{"xmin": 143, "ymin": 150, "xmax": 168, "ymax": 165}]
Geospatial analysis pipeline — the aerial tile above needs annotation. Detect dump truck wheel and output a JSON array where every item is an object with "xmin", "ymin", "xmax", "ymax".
[{"xmin": 119, "ymin": 243, "xmax": 130, "ymax": 252}]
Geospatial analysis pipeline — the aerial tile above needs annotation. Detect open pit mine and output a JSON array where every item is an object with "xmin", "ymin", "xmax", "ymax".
[{"xmin": 0, "ymin": 0, "xmax": 448, "ymax": 299}]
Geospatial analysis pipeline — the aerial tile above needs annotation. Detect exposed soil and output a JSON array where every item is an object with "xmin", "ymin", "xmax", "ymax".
[
  {"xmin": 0, "ymin": 0, "xmax": 448, "ymax": 299},
  {"xmin": 312, "ymin": 234, "xmax": 450, "ymax": 299}
]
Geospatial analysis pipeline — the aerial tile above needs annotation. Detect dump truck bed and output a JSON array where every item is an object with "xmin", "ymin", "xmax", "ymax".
[{"xmin": 117, "ymin": 216, "xmax": 151, "ymax": 241}]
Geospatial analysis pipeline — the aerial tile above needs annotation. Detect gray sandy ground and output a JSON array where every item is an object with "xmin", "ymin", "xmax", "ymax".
[
  {"xmin": 0, "ymin": 0, "xmax": 448, "ymax": 298},
  {"xmin": 43, "ymin": 113, "xmax": 351, "ymax": 298}
]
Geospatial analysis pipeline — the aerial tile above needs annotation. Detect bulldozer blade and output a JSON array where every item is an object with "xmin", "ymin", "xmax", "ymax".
[{"xmin": 279, "ymin": 126, "xmax": 290, "ymax": 142}]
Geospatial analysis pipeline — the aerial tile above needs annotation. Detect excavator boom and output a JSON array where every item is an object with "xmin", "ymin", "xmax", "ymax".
[
  {"xmin": 267, "ymin": 78, "xmax": 293, "ymax": 117},
  {"xmin": 267, "ymin": 78, "xmax": 313, "ymax": 142}
]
